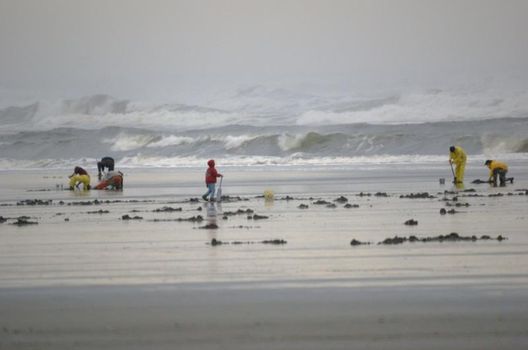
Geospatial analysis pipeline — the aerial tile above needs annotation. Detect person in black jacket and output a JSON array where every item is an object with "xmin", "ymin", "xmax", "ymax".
[{"xmin": 97, "ymin": 157, "xmax": 115, "ymax": 180}]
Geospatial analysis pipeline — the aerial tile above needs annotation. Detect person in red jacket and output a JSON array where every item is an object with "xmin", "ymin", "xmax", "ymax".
[{"xmin": 202, "ymin": 159, "xmax": 223, "ymax": 201}]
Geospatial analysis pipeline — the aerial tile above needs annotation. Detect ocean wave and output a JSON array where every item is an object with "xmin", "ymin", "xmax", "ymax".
[
  {"xmin": 103, "ymin": 133, "xmax": 161, "ymax": 152},
  {"xmin": 3, "ymin": 152, "xmax": 528, "ymax": 171},
  {"xmin": 147, "ymin": 135, "xmax": 195, "ymax": 148},
  {"xmin": 1, "ymin": 118, "xmax": 528, "ymax": 162},
  {"xmin": 296, "ymin": 90, "xmax": 528, "ymax": 125},
  {"xmin": 2, "ymin": 86, "xmax": 528, "ymax": 133}
]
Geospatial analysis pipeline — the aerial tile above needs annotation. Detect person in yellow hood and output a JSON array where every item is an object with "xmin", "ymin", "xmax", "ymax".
[
  {"xmin": 449, "ymin": 145, "xmax": 467, "ymax": 183},
  {"xmin": 485, "ymin": 160, "xmax": 508, "ymax": 186},
  {"xmin": 68, "ymin": 166, "xmax": 91, "ymax": 191}
]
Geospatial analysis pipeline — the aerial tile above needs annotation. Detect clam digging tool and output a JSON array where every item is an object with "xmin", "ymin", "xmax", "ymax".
[
  {"xmin": 216, "ymin": 177, "xmax": 223, "ymax": 202},
  {"xmin": 449, "ymin": 162, "xmax": 456, "ymax": 183}
]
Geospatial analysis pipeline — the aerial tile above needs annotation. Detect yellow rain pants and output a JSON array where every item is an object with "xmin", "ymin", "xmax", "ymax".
[
  {"xmin": 449, "ymin": 146, "xmax": 467, "ymax": 183},
  {"xmin": 69, "ymin": 175, "xmax": 91, "ymax": 190}
]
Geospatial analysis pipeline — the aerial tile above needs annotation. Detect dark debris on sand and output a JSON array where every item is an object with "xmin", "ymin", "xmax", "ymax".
[
  {"xmin": 357, "ymin": 192, "xmax": 372, "ymax": 197},
  {"xmin": 11, "ymin": 216, "xmax": 38, "ymax": 226},
  {"xmin": 440, "ymin": 208, "xmax": 458, "ymax": 215},
  {"xmin": 444, "ymin": 201, "xmax": 469, "ymax": 207},
  {"xmin": 210, "ymin": 238, "xmax": 287, "ymax": 246},
  {"xmin": 298, "ymin": 204, "xmax": 309, "ymax": 209},
  {"xmin": 378, "ymin": 233, "xmax": 507, "ymax": 245},
  {"xmin": 68, "ymin": 199, "xmax": 153, "ymax": 206},
  {"xmin": 121, "ymin": 214, "xmax": 143, "ymax": 220},
  {"xmin": 248, "ymin": 214, "xmax": 269, "ymax": 220},
  {"xmin": 223, "ymin": 208, "xmax": 254, "ymax": 216},
  {"xmin": 199, "ymin": 223, "xmax": 219, "ymax": 229},
  {"xmin": 153, "ymin": 206, "xmax": 182, "ymax": 213},
  {"xmin": 344, "ymin": 203, "xmax": 360, "ymax": 208},
  {"xmin": 400, "ymin": 192, "xmax": 436, "ymax": 199},
  {"xmin": 87, "ymin": 209, "xmax": 110, "ymax": 214},
  {"xmin": 17, "ymin": 199, "xmax": 52, "ymax": 206},
  {"xmin": 334, "ymin": 196, "xmax": 348, "ymax": 203},
  {"xmin": 404, "ymin": 219, "xmax": 418, "ymax": 226},
  {"xmin": 350, "ymin": 239, "xmax": 371, "ymax": 246},
  {"xmin": 151, "ymin": 215, "xmax": 204, "ymax": 223},
  {"xmin": 312, "ymin": 200, "xmax": 331, "ymax": 205}
]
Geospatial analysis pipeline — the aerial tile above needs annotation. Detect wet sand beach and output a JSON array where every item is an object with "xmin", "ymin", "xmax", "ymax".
[{"xmin": 1, "ymin": 165, "xmax": 528, "ymax": 349}]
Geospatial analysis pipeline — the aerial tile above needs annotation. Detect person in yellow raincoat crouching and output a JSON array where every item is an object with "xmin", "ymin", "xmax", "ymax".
[
  {"xmin": 69, "ymin": 166, "xmax": 91, "ymax": 190},
  {"xmin": 485, "ymin": 160, "xmax": 509, "ymax": 187}
]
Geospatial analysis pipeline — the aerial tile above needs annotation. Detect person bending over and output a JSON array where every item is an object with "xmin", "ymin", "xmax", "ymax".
[
  {"xmin": 69, "ymin": 166, "xmax": 91, "ymax": 190},
  {"xmin": 97, "ymin": 157, "xmax": 115, "ymax": 180},
  {"xmin": 485, "ymin": 160, "xmax": 508, "ymax": 187},
  {"xmin": 94, "ymin": 170, "xmax": 124, "ymax": 190}
]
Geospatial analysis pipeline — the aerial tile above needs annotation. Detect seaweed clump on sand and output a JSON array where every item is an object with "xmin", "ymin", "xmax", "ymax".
[
  {"xmin": 223, "ymin": 208, "xmax": 254, "ymax": 216},
  {"xmin": 404, "ymin": 219, "xmax": 418, "ymax": 226},
  {"xmin": 399, "ymin": 192, "xmax": 435, "ymax": 199},
  {"xmin": 378, "ymin": 233, "xmax": 507, "ymax": 245},
  {"xmin": 17, "ymin": 199, "xmax": 52, "ymax": 206},
  {"xmin": 87, "ymin": 209, "xmax": 110, "ymax": 214},
  {"xmin": 11, "ymin": 216, "xmax": 38, "ymax": 226},
  {"xmin": 350, "ymin": 239, "xmax": 371, "ymax": 246},
  {"xmin": 199, "ymin": 223, "xmax": 219, "ymax": 229},
  {"xmin": 122, "ymin": 214, "xmax": 143, "ymax": 220},
  {"xmin": 151, "ymin": 215, "xmax": 204, "ymax": 223},
  {"xmin": 439, "ymin": 208, "xmax": 458, "ymax": 215},
  {"xmin": 0, "ymin": 216, "xmax": 7, "ymax": 223},
  {"xmin": 344, "ymin": 203, "xmax": 359, "ymax": 208},
  {"xmin": 298, "ymin": 204, "xmax": 309, "ymax": 209},
  {"xmin": 152, "ymin": 206, "xmax": 182, "ymax": 212},
  {"xmin": 209, "ymin": 238, "xmax": 287, "ymax": 246},
  {"xmin": 248, "ymin": 214, "xmax": 269, "ymax": 220},
  {"xmin": 357, "ymin": 192, "xmax": 372, "ymax": 197},
  {"xmin": 334, "ymin": 196, "xmax": 348, "ymax": 203}
]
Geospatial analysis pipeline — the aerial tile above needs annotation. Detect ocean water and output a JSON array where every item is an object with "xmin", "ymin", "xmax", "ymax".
[{"xmin": 0, "ymin": 86, "xmax": 527, "ymax": 170}]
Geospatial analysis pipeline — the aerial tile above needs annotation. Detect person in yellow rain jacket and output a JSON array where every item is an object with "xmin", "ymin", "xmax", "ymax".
[
  {"xmin": 449, "ymin": 145, "xmax": 467, "ymax": 183},
  {"xmin": 68, "ymin": 166, "xmax": 91, "ymax": 191},
  {"xmin": 485, "ymin": 160, "xmax": 508, "ymax": 186}
]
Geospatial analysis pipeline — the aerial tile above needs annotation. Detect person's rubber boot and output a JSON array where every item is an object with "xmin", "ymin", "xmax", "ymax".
[{"xmin": 202, "ymin": 194, "xmax": 208, "ymax": 201}]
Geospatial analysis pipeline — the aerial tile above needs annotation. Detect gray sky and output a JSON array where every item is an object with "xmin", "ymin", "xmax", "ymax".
[{"xmin": 1, "ymin": 0, "xmax": 527, "ymax": 100}]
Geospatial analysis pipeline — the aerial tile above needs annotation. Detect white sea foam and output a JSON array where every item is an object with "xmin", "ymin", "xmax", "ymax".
[
  {"xmin": 277, "ymin": 134, "xmax": 304, "ymax": 151},
  {"xmin": 223, "ymin": 135, "xmax": 254, "ymax": 149},
  {"xmin": 2, "ymin": 152, "xmax": 528, "ymax": 171},
  {"xmin": 104, "ymin": 134, "xmax": 159, "ymax": 152},
  {"xmin": 296, "ymin": 89, "xmax": 528, "ymax": 125},
  {"xmin": 2, "ymin": 86, "xmax": 528, "ymax": 133},
  {"xmin": 147, "ymin": 135, "xmax": 194, "ymax": 148}
]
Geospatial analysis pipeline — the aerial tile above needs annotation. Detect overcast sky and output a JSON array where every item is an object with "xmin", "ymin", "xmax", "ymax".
[{"xmin": 1, "ymin": 0, "xmax": 527, "ymax": 100}]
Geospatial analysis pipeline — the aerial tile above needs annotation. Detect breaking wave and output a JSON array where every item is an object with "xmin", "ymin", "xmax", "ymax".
[
  {"xmin": 0, "ymin": 117, "xmax": 527, "ymax": 169},
  {"xmin": 1, "ymin": 85, "xmax": 527, "ymax": 169}
]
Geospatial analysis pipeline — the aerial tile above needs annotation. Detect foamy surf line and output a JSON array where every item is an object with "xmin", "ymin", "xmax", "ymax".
[{"xmin": 1, "ymin": 153, "xmax": 528, "ymax": 171}]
